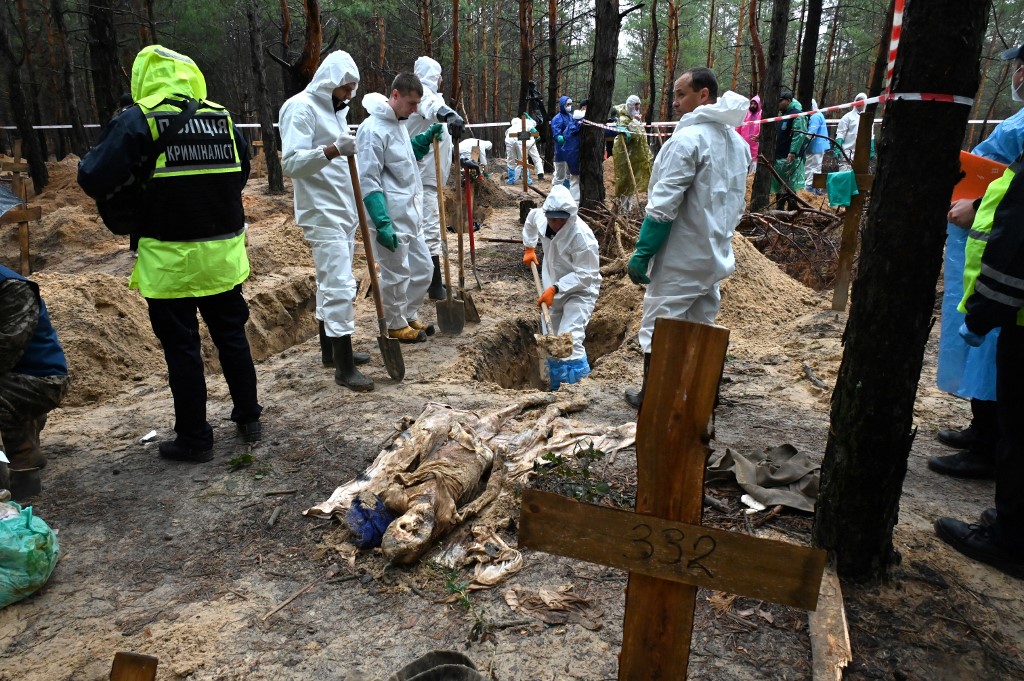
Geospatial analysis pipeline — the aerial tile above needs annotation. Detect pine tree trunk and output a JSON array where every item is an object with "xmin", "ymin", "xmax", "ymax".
[
  {"xmin": 420, "ymin": 0, "xmax": 433, "ymax": 56},
  {"xmin": 812, "ymin": 0, "xmax": 991, "ymax": 580},
  {"xmin": 645, "ymin": 0, "xmax": 659, "ymax": 123},
  {"xmin": 86, "ymin": 0, "xmax": 122, "ymax": 120},
  {"xmin": 749, "ymin": 0, "xmax": 766, "ymax": 94},
  {"xmin": 750, "ymin": 0, "xmax": 790, "ymax": 211},
  {"xmin": 659, "ymin": 0, "xmax": 678, "ymax": 121},
  {"xmin": 796, "ymin": 0, "xmax": 822, "ymax": 108},
  {"xmin": 818, "ymin": 3, "xmax": 840, "ymax": 104},
  {"xmin": 0, "ymin": 13, "xmax": 48, "ymax": 192},
  {"xmin": 247, "ymin": 1, "xmax": 284, "ymax": 193},
  {"xmin": 732, "ymin": 0, "xmax": 746, "ymax": 92},
  {"xmin": 50, "ymin": 0, "xmax": 89, "ymax": 156},
  {"xmin": 517, "ymin": 0, "xmax": 533, "ymax": 115},
  {"xmin": 707, "ymin": 0, "xmax": 716, "ymax": 68}
]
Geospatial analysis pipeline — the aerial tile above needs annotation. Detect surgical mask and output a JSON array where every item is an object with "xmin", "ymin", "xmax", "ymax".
[
  {"xmin": 565, "ymin": 101, "xmax": 573, "ymax": 112},
  {"xmin": 573, "ymin": 109, "xmax": 584, "ymax": 120},
  {"xmin": 1013, "ymin": 65, "xmax": 1024, "ymax": 102}
]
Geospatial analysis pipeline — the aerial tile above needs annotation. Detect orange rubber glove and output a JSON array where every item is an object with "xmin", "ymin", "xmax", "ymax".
[
  {"xmin": 538, "ymin": 286, "xmax": 556, "ymax": 308},
  {"xmin": 523, "ymin": 246, "xmax": 539, "ymax": 266}
]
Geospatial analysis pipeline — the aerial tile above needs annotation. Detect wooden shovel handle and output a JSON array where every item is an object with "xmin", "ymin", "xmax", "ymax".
[
  {"xmin": 347, "ymin": 157, "xmax": 387, "ymax": 323},
  {"xmin": 433, "ymin": 138, "xmax": 454, "ymax": 298},
  {"xmin": 530, "ymin": 261, "xmax": 555, "ymax": 331}
]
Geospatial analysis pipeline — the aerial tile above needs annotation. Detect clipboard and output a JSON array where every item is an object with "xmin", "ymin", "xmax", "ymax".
[{"xmin": 952, "ymin": 150, "xmax": 1008, "ymax": 202}]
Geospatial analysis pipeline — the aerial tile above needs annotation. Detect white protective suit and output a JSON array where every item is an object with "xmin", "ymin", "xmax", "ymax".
[
  {"xmin": 836, "ymin": 93, "xmax": 870, "ymax": 162},
  {"xmin": 404, "ymin": 56, "xmax": 453, "ymax": 257},
  {"xmin": 506, "ymin": 118, "xmax": 543, "ymax": 180},
  {"xmin": 639, "ymin": 90, "xmax": 751, "ymax": 353},
  {"xmin": 459, "ymin": 138, "xmax": 493, "ymax": 167},
  {"xmin": 626, "ymin": 95, "xmax": 642, "ymax": 120},
  {"xmin": 522, "ymin": 185, "xmax": 601, "ymax": 360},
  {"xmin": 279, "ymin": 51, "xmax": 361, "ymax": 338},
  {"xmin": 356, "ymin": 92, "xmax": 432, "ymax": 330}
]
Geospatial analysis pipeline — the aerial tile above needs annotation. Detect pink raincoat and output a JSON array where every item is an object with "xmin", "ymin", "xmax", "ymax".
[{"xmin": 738, "ymin": 95, "xmax": 761, "ymax": 162}]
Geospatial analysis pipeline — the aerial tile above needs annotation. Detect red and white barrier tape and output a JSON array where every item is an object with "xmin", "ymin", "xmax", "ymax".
[{"xmin": 882, "ymin": 0, "xmax": 906, "ymax": 107}]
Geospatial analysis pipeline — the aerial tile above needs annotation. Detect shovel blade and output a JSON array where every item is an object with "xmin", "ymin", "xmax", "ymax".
[
  {"xmin": 436, "ymin": 298, "xmax": 466, "ymax": 335},
  {"xmin": 377, "ymin": 336, "xmax": 405, "ymax": 381},
  {"xmin": 462, "ymin": 290, "xmax": 481, "ymax": 323}
]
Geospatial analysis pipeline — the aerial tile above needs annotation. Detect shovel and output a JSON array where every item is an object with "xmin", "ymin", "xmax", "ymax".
[
  {"xmin": 433, "ymin": 139, "xmax": 465, "ymax": 335},
  {"xmin": 453, "ymin": 136, "xmax": 481, "ymax": 323},
  {"xmin": 464, "ymin": 167, "xmax": 484, "ymax": 290},
  {"xmin": 348, "ymin": 157, "xmax": 405, "ymax": 381},
  {"xmin": 530, "ymin": 261, "xmax": 574, "ymax": 360}
]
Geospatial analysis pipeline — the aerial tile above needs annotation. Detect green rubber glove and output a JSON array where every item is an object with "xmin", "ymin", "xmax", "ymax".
[
  {"xmin": 557, "ymin": 134, "xmax": 565, "ymax": 145},
  {"xmin": 363, "ymin": 191, "xmax": 398, "ymax": 251},
  {"xmin": 410, "ymin": 124, "xmax": 445, "ymax": 160},
  {"xmin": 627, "ymin": 216, "xmax": 673, "ymax": 285},
  {"xmin": 833, "ymin": 138, "xmax": 844, "ymax": 160},
  {"xmin": 869, "ymin": 139, "xmax": 876, "ymax": 160}
]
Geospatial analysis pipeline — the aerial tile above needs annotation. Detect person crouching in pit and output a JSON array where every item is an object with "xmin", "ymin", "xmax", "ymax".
[{"xmin": 522, "ymin": 184, "xmax": 602, "ymax": 389}]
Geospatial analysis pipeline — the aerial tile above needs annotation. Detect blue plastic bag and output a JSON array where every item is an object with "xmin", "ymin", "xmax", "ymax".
[{"xmin": 0, "ymin": 502, "xmax": 59, "ymax": 609}]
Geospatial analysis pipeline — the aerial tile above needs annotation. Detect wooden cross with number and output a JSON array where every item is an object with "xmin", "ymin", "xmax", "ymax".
[
  {"xmin": 515, "ymin": 114, "xmax": 538, "ymax": 192},
  {"xmin": 0, "ymin": 140, "xmax": 41, "ymax": 275},
  {"xmin": 519, "ymin": 318, "xmax": 827, "ymax": 680}
]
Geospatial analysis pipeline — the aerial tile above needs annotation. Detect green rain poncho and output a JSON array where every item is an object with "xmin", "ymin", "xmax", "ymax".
[
  {"xmin": 771, "ymin": 99, "xmax": 809, "ymax": 196},
  {"xmin": 611, "ymin": 104, "xmax": 652, "ymax": 197}
]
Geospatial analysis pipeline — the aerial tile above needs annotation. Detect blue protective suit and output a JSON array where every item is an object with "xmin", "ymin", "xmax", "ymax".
[
  {"xmin": 807, "ymin": 107, "xmax": 830, "ymax": 155},
  {"xmin": 550, "ymin": 96, "xmax": 581, "ymax": 175},
  {"xmin": 937, "ymin": 107, "xmax": 1024, "ymax": 400}
]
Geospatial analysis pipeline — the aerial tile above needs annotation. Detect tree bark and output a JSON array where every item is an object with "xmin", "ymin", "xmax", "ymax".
[
  {"xmin": 87, "ymin": 0, "xmax": 122, "ymax": 121},
  {"xmin": 707, "ymin": 0, "xmax": 716, "ymax": 68},
  {"xmin": 453, "ymin": 0, "xmax": 462, "ymax": 112},
  {"xmin": 750, "ymin": 0, "xmax": 790, "ymax": 211},
  {"xmin": 796, "ymin": 0, "xmax": 822, "ymax": 108},
  {"xmin": 791, "ymin": 0, "xmax": 804, "ymax": 90},
  {"xmin": 247, "ymin": 1, "xmax": 284, "ymax": 193},
  {"xmin": 749, "ymin": 0, "xmax": 766, "ymax": 94},
  {"xmin": 491, "ymin": 0, "xmax": 502, "ymax": 121},
  {"xmin": 0, "ymin": 12, "xmax": 47, "ymax": 192},
  {"xmin": 420, "ymin": 0, "xmax": 433, "ymax": 56},
  {"xmin": 818, "ymin": 2, "xmax": 840, "ymax": 104},
  {"xmin": 517, "ymin": 0, "xmax": 533, "ymax": 115},
  {"xmin": 546, "ymin": 0, "xmax": 558, "ymax": 167},
  {"xmin": 732, "ymin": 0, "xmax": 746, "ymax": 92},
  {"xmin": 50, "ymin": 0, "xmax": 89, "ymax": 157},
  {"xmin": 659, "ymin": 0, "xmax": 679, "ymax": 121},
  {"xmin": 812, "ymin": 0, "xmax": 990, "ymax": 581},
  {"xmin": 645, "ymin": 0, "xmax": 659, "ymax": 123}
]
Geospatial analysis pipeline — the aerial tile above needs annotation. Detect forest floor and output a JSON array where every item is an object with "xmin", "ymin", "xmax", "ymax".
[{"xmin": 0, "ymin": 158, "xmax": 1021, "ymax": 680}]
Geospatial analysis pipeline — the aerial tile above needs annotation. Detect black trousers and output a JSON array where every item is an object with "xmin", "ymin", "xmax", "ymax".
[
  {"xmin": 147, "ymin": 285, "xmax": 261, "ymax": 449},
  {"xmin": 995, "ymin": 324, "xmax": 1024, "ymax": 551}
]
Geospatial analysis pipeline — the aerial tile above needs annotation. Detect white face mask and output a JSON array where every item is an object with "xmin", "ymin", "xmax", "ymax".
[{"xmin": 1013, "ymin": 65, "xmax": 1024, "ymax": 102}]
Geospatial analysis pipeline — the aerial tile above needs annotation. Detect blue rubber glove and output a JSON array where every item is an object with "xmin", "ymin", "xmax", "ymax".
[
  {"xmin": 627, "ymin": 216, "xmax": 673, "ymax": 285},
  {"xmin": 363, "ymin": 192, "xmax": 398, "ymax": 251},
  {"xmin": 959, "ymin": 322, "xmax": 986, "ymax": 347},
  {"xmin": 410, "ymin": 123, "xmax": 445, "ymax": 160},
  {"xmin": 557, "ymin": 134, "xmax": 565, "ymax": 145},
  {"xmin": 870, "ymin": 139, "xmax": 876, "ymax": 160},
  {"xmin": 833, "ymin": 139, "xmax": 844, "ymax": 160}
]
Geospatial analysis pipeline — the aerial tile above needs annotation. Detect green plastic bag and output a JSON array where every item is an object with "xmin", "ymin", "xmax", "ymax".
[{"xmin": 0, "ymin": 501, "xmax": 59, "ymax": 608}]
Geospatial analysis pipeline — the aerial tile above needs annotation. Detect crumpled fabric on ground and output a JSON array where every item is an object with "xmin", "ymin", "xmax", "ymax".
[{"xmin": 705, "ymin": 444, "xmax": 819, "ymax": 512}]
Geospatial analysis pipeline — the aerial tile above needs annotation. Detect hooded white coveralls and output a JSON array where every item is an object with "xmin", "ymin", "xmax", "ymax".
[
  {"xmin": 279, "ymin": 51, "xmax": 361, "ymax": 338},
  {"xmin": 836, "ymin": 93, "xmax": 871, "ymax": 166},
  {"xmin": 459, "ymin": 138, "xmax": 493, "ymax": 167},
  {"xmin": 506, "ymin": 118, "xmax": 543, "ymax": 180},
  {"xmin": 356, "ymin": 92, "xmax": 432, "ymax": 330},
  {"xmin": 639, "ymin": 91, "xmax": 751, "ymax": 353},
  {"xmin": 522, "ymin": 185, "xmax": 601, "ymax": 361},
  {"xmin": 404, "ymin": 56, "xmax": 453, "ymax": 258}
]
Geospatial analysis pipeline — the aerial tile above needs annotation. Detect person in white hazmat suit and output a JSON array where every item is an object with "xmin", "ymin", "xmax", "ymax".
[
  {"xmin": 356, "ymin": 73, "xmax": 446, "ymax": 344},
  {"xmin": 279, "ymin": 50, "xmax": 374, "ymax": 392},
  {"xmin": 522, "ymin": 184, "xmax": 601, "ymax": 390},
  {"xmin": 403, "ymin": 56, "xmax": 464, "ymax": 301},
  {"xmin": 625, "ymin": 67, "xmax": 750, "ymax": 409},
  {"xmin": 459, "ymin": 138, "xmax": 493, "ymax": 168},
  {"xmin": 505, "ymin": 117, "xmax": 544, "ymax": 184},
  {"xmin": 834, "ymin": 93, "xmax": 874, "ymax": 168}
]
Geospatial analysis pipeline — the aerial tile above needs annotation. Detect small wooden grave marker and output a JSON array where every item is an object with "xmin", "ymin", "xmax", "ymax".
[
  {"xmin": 0, "ymin": 141, "xmax": 40, "ymax": 275},
  {"xmin": 520, "ymin": 318, "xmax": 827, "ymax": 680},
  {"xmin": 110, "ymin": 651, "xmax": 158, "ymax": 681},
  {"xmin": 516, "ymin": 113, "xmax": 537, "ymax": 193}
]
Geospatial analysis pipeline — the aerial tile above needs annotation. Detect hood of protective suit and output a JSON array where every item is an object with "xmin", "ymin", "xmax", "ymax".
[
  {"xmin": 414, "ymin": 56, "xmax": 441, "ymax": 94},
  {"xmin": 811, "ymin": 98, "xmax": 819, "ymax": 111},
  {"xmin": 626, "ymin": 95, "xmax": 641, "ymax": 118},
  {"xmin": 304, "ymin": 51, "xmax": 360, "ymax": 105},
  {"xmin": 559, "ymin": 95, "xmax": 572, "ymax": 115},
  {"xmin": 509, "ymin": 118, "xmax": 522, "ymax": 133},
  {"xmin": 749, "ymin": 95, "xmax": 761, "ymax": 114},
  {"xmin": 612, "ymin": 104, "xmax": 627, "ymax": 118},
  {"xmin": 363, "ymin": 92, "xmax": 397, "ymax": 121},
  {"xmin": 679, "ymin": 90, "xmax": 750, "ymax": 129},
  {"xmin": 131, "ymin": 45, "xmax": 207, "ymax": 108},
  {"xmin": 543, "ymin": 184, "xmax": 578, "ymax": 219}
]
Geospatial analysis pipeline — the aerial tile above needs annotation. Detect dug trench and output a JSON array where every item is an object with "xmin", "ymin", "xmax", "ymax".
[{"xmin": 3, "ymin": 165, "xmax": 1024, "ymax": 680}]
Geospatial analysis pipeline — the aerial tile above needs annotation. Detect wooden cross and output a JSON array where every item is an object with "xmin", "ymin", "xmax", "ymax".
[
  {"xmin": 515, "ymin": 113, "xmax": 538, "ymax": 192},
  {"xmin": 812, "ymin": 110, "xmax": 875, "ymax": 312},
  {"xmin": 519, "ymin": 318, "xmax": 827, "ymax": 680},
  {"xmin": 0, "ymin": 141, "xmax": 41, "ymax": 275}
]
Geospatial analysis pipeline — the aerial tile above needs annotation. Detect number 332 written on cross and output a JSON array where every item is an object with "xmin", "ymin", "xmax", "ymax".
[{"xmin": 626, "ymin": 523, "xmax": 717, "ymax": 577}]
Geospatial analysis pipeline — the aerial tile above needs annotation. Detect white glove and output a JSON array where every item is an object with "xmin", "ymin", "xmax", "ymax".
[
  {"xmin": 333, "ymin": 133, "xmax": 357, "ymax": 157},
  {"xmin": 572, "ymin": 110, "xmax": 585, "ymax": 120}
]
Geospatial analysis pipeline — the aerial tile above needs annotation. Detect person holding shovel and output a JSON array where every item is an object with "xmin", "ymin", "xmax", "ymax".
[
  {"xmin": 404, "ymin": 55, "xmax": 464, "ymax": 302},
  {"xmin": 522, "ymin": 184, "xmax": 601, "ymax": 390},
  {"xmin": 356, "ymin": 73, "xmax": 446, "ymax": 344},
  {"xmin": 279, "ymin": 50, "xmax": 373, "ymax": 392}
]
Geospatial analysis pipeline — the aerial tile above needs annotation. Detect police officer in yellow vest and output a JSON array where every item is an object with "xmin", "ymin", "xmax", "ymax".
[
  {"xmin": 78, "ymin": 45, "xmax": 261, "ymax": 462},
  {"xmin": 934, "ymin": 149, "xmax": 1024, "ymax": 580}
]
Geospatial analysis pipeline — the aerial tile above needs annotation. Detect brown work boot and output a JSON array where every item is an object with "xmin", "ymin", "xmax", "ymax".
[
  {"xmin": 407, "ymin": 319, "xmax": 436, "ymax": 336},
  {"xmin": 388, "ymin": 326, "xmax": 428, "ymax": 344}
]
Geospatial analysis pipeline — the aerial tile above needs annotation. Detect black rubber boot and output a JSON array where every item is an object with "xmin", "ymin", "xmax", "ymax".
[
  {"xmin": 624, "ymin": 353, "xmax": 651, "ymax": 410},
  {"xmin": 321, "ymin": 320, "xmax": 369, "ymax": 366},
  {"xmin": 333, "ymin": 335, "xmax": 374, "ymax": 392},
  {"xmin": 427, "ymin": 255, "xmax": 446, "ymax": 301}
]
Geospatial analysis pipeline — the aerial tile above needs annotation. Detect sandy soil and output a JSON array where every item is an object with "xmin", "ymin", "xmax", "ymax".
[{"xmin": 0, "ymin": 162, "xmax": 1021, "ymax": 680}]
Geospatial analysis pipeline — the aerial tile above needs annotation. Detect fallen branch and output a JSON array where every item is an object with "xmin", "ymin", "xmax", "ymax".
[
  {"xmin": 261, "ymin": 579, "xmax": 317, "ymax": 622},
  {"xmin": 802, "ymin": 363, "xmax": 828, "ymax": 390}
]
